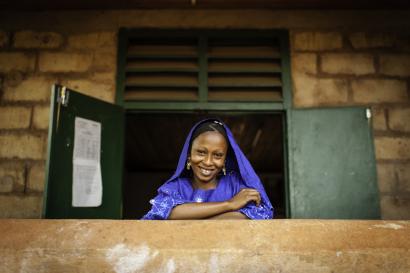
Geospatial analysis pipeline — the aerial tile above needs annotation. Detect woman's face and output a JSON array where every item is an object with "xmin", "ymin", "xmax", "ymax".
[{"xmin": 189, "ymin": 131, "xmax": 228, "ymax": 187}]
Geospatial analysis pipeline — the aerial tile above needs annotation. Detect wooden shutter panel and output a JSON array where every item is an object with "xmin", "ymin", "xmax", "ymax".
[
  {"xmin": 124, "ymin": 38, "xmax": 199, "ymax": 101},
  {"xmin": 207, "ymin": 37, "xmax": 283, "ymax": 102},
  {"xmin": 288, "ymin": 107, "xmax": 380, "ymax": 219},
  {"xmin": 121, "ymin": 32, "xmax": 286, "ymax": 104}
]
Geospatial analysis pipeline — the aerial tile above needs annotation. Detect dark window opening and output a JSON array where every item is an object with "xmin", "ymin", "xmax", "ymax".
[{"xmin": 123, "ymin": 112, "xmax": 286, "ymax": 219}]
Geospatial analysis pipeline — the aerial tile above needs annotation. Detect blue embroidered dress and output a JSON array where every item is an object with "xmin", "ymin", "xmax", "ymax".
[{"xmin": 142, "ymin": 119, "xmax": 274, "ymax": 220}]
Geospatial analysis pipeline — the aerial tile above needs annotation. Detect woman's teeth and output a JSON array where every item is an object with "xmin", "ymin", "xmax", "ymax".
[{"xmin": 200, "ymin": 167, "xmax": 212, "ymax": 175}]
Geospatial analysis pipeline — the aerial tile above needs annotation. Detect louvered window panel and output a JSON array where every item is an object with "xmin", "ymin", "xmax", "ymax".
[
  {"xmin": 121, "ymin": 31, "xmax": 286, "ymax": 104},
  {"xmin": 207, "ymin": 37, "xmax": 282, "ymax": 102},
  {"xmin": 124, "ymin": 38, "xmax": 199, "ymax": 101}
]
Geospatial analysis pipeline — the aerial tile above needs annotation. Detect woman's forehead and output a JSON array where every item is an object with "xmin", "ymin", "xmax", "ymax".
[{"xmin": 192, "ymin": 131, "xmax": 228, "ymax": 147}]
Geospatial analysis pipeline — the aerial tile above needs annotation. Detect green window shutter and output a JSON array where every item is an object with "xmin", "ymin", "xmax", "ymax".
[
  {"xmin": 288, "ymin": 107, "xmax": 380, "ymax": 219},
  {"xmin": 43, "ymin": 85, "xmax": 124, "ymax": 219}
]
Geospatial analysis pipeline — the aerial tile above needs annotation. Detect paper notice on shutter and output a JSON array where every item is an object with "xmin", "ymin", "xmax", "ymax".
[{"xmin": 72, "ymin": 117, "xmax": 103, "ymax": 207}]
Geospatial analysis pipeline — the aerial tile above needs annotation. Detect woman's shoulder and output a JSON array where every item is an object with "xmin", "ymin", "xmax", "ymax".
[
  {"xmin": 158, "ymin": 177, "xmax": 191, "ymax": 193},
  {"xmin": 222, "ymin": 171, "xmax": 245, "ymax": 188},
  {"xmin": 225, "ymin": 170, "xmax": 243, "ymax": 181}
]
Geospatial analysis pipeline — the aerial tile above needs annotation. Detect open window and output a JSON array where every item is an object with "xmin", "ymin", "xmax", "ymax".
[{"xmin": 123, "ymin": 112, "xmax": 286, "ymax": 219}]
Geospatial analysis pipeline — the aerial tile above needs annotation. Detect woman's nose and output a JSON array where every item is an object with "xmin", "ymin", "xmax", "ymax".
[{"xmin": 203, "ymin": 155, "xmax": 213, "ymax": 166}]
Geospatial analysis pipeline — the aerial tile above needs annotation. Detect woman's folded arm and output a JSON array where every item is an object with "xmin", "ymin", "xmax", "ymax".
[{"xmin": 168, "ymin": 201, "xmax": 234, "ymax": 220}]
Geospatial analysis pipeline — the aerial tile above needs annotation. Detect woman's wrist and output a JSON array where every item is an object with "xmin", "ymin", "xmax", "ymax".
[
  {"xmin": 224, "ymin": 200, "xmax": 235, "ymax": 212},
  {"xmin": 208, "ymin": 211, "xmax": 248, "ymax": 219}
]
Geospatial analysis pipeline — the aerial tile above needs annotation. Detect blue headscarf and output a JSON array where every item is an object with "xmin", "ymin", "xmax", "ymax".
[{"xmin": 167, "ymin": 118, "xmax": 272, "ymax": 212}]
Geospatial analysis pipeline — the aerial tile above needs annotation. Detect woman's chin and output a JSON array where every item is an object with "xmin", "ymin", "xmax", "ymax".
[{"xmin": 193, "ymin": 174, "xmax": 218, "ymax": 185}]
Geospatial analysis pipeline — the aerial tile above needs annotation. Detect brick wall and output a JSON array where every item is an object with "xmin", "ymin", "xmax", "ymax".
[
  {"xmin": 0, "ymin": 10, "xmax": 409, "ymax": 219},
  {"xmin": 0, "ymin": 30, "xmax": 117, "ymax": 217},
  {"xmin": 291, "ymin": 31, "xmax": 410, "ymax": 219}
]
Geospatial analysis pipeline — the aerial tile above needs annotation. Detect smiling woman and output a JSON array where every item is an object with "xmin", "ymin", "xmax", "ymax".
[
  {"xmin": 141, "ymin": 119, "xmax": 274, "ymax": 220},
  {"xmin": 188, "ymin": 121, "xmax": 228, "ymax": 190}
]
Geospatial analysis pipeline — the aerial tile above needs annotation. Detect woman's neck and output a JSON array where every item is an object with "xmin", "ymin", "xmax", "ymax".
[{"xmin": 191, "ymin": 178, "xmax": 218, "ymax": 190}]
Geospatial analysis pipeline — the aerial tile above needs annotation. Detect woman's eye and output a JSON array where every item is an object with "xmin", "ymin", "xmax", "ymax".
[
  {"xmin": 214, "ymin": 153, "xmax": 224, "ymax": 158},
  {"xmin": 197, "ymin": 150, "xmax": 206, "ymax": 155}
]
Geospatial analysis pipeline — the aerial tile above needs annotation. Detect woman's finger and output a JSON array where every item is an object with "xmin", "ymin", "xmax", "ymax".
[
  {"xmin": 247, "ymin": 191, "xmax": 261, "ymax": 206},
  {"xmin": 243, "ymin": 189, "xmax": 259, "ymax": 195},
  {"xmin": 248, "ymin": 191, "xmax": 261, "ymax": 198}
]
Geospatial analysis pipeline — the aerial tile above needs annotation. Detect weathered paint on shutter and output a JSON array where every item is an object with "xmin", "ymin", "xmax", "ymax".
[{"xmin": 288, "ymin": 107, "xmax": 380, "ymax": 219}]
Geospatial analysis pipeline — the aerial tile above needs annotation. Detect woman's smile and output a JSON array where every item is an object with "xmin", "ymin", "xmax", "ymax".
[{"xmin": 198, "ymin": 166, "xmax": 213, "ymax": 176}]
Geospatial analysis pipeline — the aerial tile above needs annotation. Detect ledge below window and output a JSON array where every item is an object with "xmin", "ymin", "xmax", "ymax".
[{"xmin": 1, "ymin": 219, "xmax": 409, "ymax": 272}]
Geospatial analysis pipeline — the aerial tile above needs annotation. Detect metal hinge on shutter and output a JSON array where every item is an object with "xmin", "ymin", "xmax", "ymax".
[
  {"xmin": 57, "ymin": 86, "xmax": 69, "ymax": 106},
  {"xmin": 366, "ymin": 108, "xmax": 372, "ymax": 119},
  {"xmin": 56, "ymin": 85, "xmax": 69, "ymax": 132}
]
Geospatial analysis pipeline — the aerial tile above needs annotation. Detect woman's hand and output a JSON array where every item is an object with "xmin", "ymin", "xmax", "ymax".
[{"xmin": 228, "ymin": 188, "xmax": 261, "ymax": 211}]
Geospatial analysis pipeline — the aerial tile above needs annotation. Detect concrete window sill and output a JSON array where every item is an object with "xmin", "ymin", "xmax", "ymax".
[{"xmin": 1, "ymin": 219, "xmax": 409, "ymax": 272}]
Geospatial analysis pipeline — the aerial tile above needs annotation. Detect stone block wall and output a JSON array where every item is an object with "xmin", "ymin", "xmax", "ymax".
[
  {"xmin": 291, "ymin": 31, "xmax": 410, "ymax": 219},
  {"xmin": 0, "ymin": 30, "xmax": 117, "ymax": 218}
]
